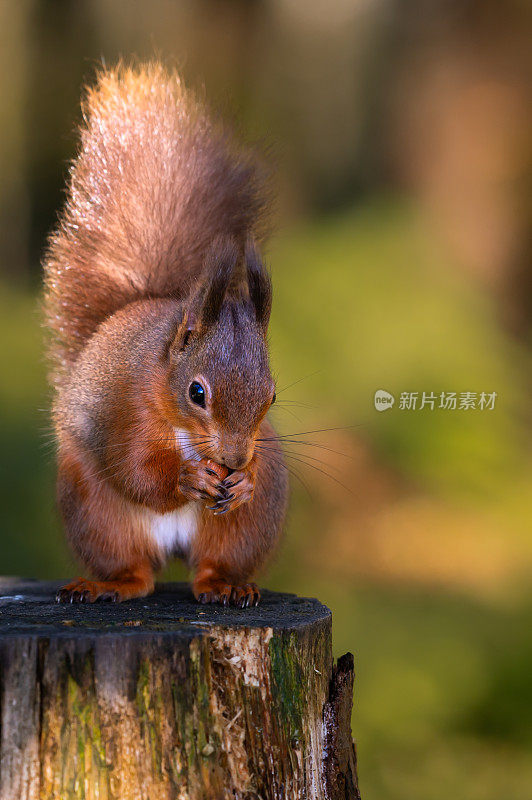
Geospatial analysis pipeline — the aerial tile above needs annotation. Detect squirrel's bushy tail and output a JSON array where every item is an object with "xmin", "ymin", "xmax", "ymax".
[{"xmin": 44, "ymin": 62, "xmax": 269, "ymax": 385}]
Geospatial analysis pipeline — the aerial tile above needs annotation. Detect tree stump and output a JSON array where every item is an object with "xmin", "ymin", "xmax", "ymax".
[{"xmin": 0, "ymin": 578, "xmax": 360, "ymax": 800}]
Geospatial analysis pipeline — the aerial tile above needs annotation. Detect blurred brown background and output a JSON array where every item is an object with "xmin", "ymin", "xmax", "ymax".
[{"xmin": 0, "ymin": 2, "xmax": 531, "ymax": 798}]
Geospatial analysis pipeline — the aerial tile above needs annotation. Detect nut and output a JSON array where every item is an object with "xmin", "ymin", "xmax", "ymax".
[{"xmin": 204, "ymin": 459, "xmax": 230, "ymax": 481}]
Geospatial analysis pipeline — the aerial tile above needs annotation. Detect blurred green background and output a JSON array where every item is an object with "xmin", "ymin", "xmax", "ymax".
[{"xmin": 1, "ymin": 1, "xmax": 531, "ymax": 798}]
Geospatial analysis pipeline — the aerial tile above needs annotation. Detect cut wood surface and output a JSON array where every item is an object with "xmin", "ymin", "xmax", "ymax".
[{"xmin": 0, "ymin": 578, "xmax": 360, "ymax": 800}]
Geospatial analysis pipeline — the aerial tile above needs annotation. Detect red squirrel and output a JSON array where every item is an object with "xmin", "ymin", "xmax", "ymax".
[{"xmin": 43, "ymin": 63, "xmax": 288, "ymax": 607}]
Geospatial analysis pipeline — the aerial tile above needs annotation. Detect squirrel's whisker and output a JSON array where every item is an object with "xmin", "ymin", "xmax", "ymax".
[
  {"xmin": 259, "ymin": 424, "xmax": 358, "ymax": 439},
  {"xmin": 282, "ymin": 453, "xmax": 353, "ymax": 495},
  {"xmin": 256, "ymin": 443, "xmax": 353, "ymax": 495},
  {"xmin": 275, "ymin": 370, "xmax": 322, "ymax": 395},
  {"xmin": 256, "ymin": 436, "xmax": 354, "ymax": 461},
  {"xmin": 257, "ymin": 444, "xmax": 345, "ymax": 475},
  {"xmin": 253, "ymin": 447, "xmax": 311, "ymax": 497},
  {"xmin": 271, "ymin": 406, "xmax": 302, "ymax": 423}
]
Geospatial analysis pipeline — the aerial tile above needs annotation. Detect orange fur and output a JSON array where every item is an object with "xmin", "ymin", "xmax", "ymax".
[
  {"xmin": 44, "ymin": 62, "xmax": 270, "ymax": 387},
  {"xmin": 44, "ymin": 64, "xmax": 287, "ymax": 607}
]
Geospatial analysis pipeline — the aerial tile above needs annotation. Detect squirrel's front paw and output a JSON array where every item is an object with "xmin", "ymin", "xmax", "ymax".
[
  {"xmin": 208, "ymin": 468, "xmax": 256, "ymax": 515},
  {"xmin": 178, "ymin": 458, "xmax": 229, "ymax": 503}
]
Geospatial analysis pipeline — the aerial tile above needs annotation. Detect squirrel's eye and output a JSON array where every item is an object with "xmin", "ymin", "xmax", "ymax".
[
  {"xmin": 189, "ymin": 381, "xmax": 206, "ymax": 408},
  {"xmin": 271, "ymin": 392, "xmax": 276, "ymax": 405}
]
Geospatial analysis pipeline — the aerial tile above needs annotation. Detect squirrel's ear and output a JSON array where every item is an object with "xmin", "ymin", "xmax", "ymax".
[
  {"xmin": 199, "ymin": 235, "xmax": 240, "ymax": 326},
  {"xmin": 167, "ymin": 310, "xmax": 199, "ymax": 355},
  {"xmin": 246, "ymin": 239, "xmax": 272, "ymax": 331}
]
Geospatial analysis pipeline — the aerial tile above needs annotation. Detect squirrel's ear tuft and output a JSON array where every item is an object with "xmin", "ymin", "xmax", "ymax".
[
  {"xmin": 199, "ymin": 235, "xmax": 240, "ymax": 326},
  {"xmin": 246, "ymin": 239, "xmax": 272, "ymax": 331}
]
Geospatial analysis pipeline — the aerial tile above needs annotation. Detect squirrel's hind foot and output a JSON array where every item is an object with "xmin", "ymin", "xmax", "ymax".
[
  {"xmin": 56, "ymin": 565, "xmax": 154, "ymax": 604},
  {"xmin": 194, "ymin": 580, "xmax": 260, "ymax": 608},
  {"xmin": 56, "ymin": 578, "xmax": 120, "ymax": 603}
]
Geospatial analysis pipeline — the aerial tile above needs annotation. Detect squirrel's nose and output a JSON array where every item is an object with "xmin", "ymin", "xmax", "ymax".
[
  {"xmin": 221, "ymin": 452, "xmax": 249, "ymax": 471},
  {"xmin": 222, "ymin": 455, "xmax": 246, "ymax": 471},
  {"xmin": 219, "ymin": 437, "xmax": 253, "ymax": 471}
]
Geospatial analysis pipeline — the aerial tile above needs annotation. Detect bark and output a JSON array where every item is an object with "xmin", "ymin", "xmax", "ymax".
[{"xmin": 0, "ymin": 578, "xmax": 360, "ymax": 800}]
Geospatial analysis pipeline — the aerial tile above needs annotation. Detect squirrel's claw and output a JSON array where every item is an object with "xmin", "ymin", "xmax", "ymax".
[
  {"xmin": 194, "ymin": 580, "xmax": 260, "ymax": 608},
  {"xmin": 209, "ymin": 473, "xmax": 254, "ymax": 514},
  {"xmin": 178, "ymin": 459, "xmax": 255, "ymax": 515},
  {"xmin": 56, "ymin": 587, "xmax": 91, "ymax": 604},
  {"xmin": 178, "ymin": 460, "xmax": 227, "ymax": 504},
  {"xmin": 211, "ymin": 493, "xmax": 236, "ymax": 515}
]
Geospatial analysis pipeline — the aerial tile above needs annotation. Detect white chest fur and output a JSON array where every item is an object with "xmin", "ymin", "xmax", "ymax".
[{"xmin": 145, "ymin": 502, "xmax": 200, "ymax": 556}]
